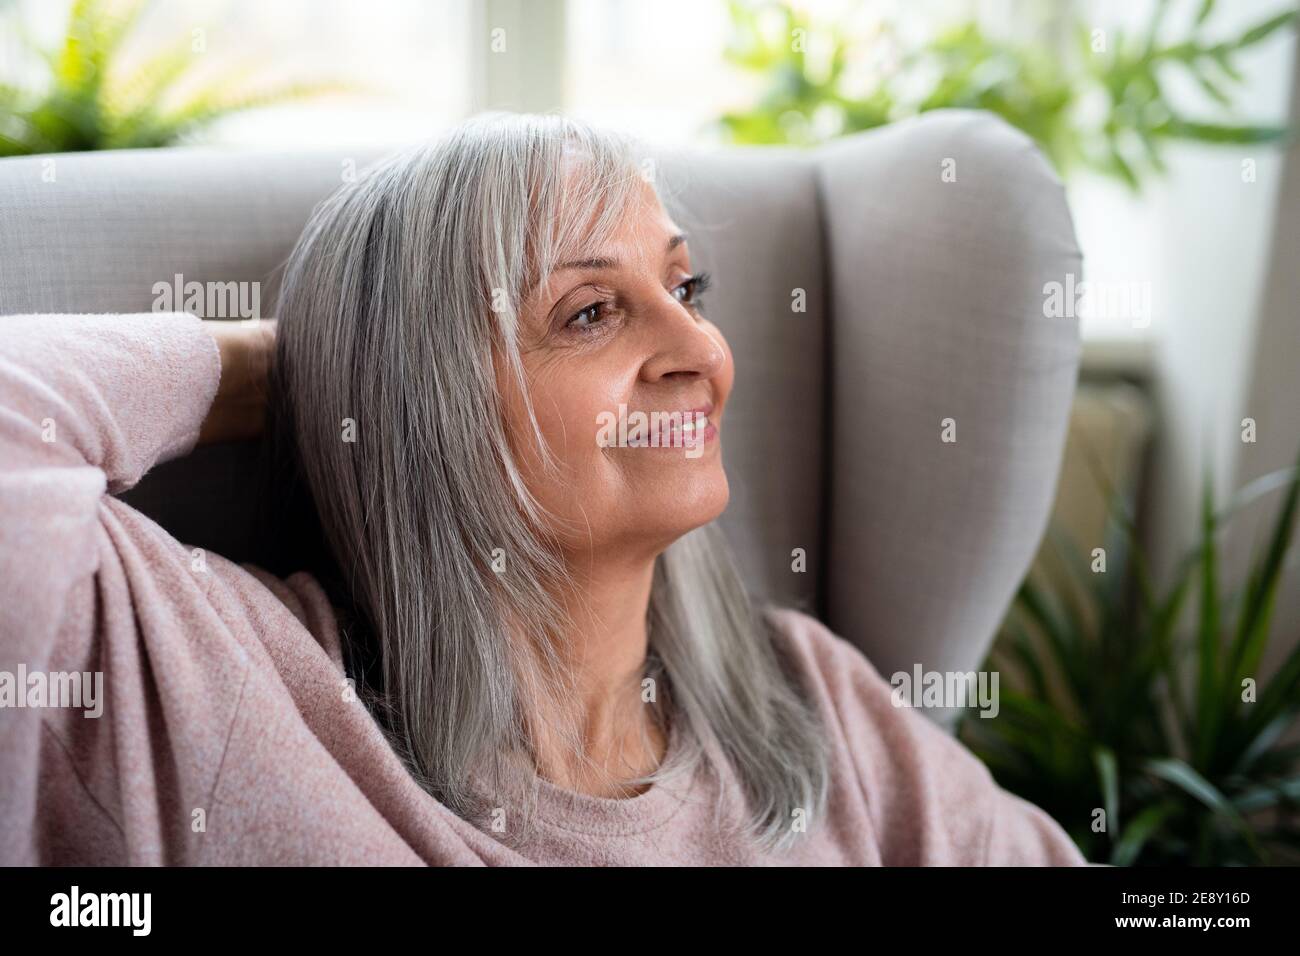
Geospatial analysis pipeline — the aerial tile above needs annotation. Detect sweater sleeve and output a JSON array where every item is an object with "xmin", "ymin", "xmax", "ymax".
[
  {"xmin": 772, "ymin": 608, "xmax": 1088, "ymax": 866},
  {"xmin": 0, "ymin": 311, "xmax": 220, "ymax": 673}
]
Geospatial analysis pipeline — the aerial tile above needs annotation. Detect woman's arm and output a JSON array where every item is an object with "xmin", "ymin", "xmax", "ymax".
[
  {"xmin": 0, "ymin": 312, "xmax": 224, "ymax": 640},
  {"xmin": 0, "ymin": 312, "xmax": 221, "ymax": 489},
  {"xmin": 0, "ymin": 313, "xmax": 275, "ymax": 646},
  {"xmin": 0, "ymin": 312, "xmax": 225, "ymax": 861},
  {"xmin": 198, "ymin": 318, "xmax": 276, "ymax": 445}
]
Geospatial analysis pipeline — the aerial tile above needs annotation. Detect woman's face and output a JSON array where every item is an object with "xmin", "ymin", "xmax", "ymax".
[{"xmin": 501, "ymin": 180, "xmax": 734, "ymax": 564}]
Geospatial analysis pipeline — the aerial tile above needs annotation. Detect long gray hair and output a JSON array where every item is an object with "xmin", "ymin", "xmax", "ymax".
[{"xmin": 271, "ymin": 112, "xmax": 828, "ymax": 852}]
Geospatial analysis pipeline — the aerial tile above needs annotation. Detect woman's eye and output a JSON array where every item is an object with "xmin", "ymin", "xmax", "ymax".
[
  {"xmin": 567, "ymin": 301, "xmax": 606, "ymax": 330},
  {"xmin": 673, "ymin": 271, "xmax": 711, "ymax": 306}
]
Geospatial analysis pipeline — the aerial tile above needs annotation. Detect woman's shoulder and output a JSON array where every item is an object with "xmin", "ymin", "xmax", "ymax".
[
  {"xmin": 762, "ymin": 603, "xmax": 1000, "ymax": 789},
  {"xmin": 762, "ymin": 605, "xmax": 1087, "ymax": 865},
  {"xmin": 762, "ymin": 605, "xmax": 914, "ymax": 767},
  {"xmin": 762, "ymin": 605, "xmax": 894, "ymax": 698}
]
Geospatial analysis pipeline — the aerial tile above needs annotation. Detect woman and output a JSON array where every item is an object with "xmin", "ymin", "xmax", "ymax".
[{"xmin": 0, "ymin": 113, "xmax": 1085, "ymax": 866}]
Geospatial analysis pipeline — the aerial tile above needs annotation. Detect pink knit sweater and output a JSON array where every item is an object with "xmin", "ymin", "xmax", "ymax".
[{"xmin": 0, "ymin": 312, "xmax": 1086, "ymax": 866}]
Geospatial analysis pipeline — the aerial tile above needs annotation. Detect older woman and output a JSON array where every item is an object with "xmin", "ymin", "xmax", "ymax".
[{"xmin": 0, "ymin": 114, "xmax": 1084, "ymax": 866}]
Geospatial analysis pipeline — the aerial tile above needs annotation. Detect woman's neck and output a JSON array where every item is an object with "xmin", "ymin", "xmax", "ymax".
[{"xmin": 530, "ymin": 553, "xmax": 667, "ymax": 796}]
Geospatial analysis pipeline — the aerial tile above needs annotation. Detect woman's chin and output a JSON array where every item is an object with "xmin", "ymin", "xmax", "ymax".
[{"xmin": 644, "ymin": 469, "xmax": 731, "ymax": 542}]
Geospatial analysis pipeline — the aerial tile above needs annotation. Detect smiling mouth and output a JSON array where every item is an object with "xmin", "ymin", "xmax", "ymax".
[
  {"xmin": 638, "ymin": 403, "xmax": 714, "ymax": 450},
  {"xmin": 597, "ymin": 403, "xmax": 720, "ymax": 450},
  {"xmin": 656, "ymin": 410, "xmax": 717, "ymax": 448}
]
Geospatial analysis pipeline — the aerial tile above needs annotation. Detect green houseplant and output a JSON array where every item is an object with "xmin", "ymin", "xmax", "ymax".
[
  {"xmin": 959, "ymin": 454, "xmax": 1300, "ymax": 865},
  {"xmin": 0, "ymin": 0, "xmax": 344, "ymax": 156},
  {"xmin": 719, "ymin": 0, "xmax": 1297, "ymax": 189}
]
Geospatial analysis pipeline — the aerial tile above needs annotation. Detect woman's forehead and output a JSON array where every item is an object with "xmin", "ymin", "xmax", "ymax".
[{"xmin": 551, "ymin": 179, "xmax": 674, "ymax": 258}]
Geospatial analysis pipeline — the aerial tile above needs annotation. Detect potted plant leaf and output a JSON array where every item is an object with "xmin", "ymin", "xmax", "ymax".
[{"xmin": 960, "ymin": 452, "xmax": 1300, "ymax": 865}]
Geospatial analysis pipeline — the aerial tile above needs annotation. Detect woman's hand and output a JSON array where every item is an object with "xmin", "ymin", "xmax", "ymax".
[{"xmin": 198, "ymin": 319, "xmax": 276, "ymax": 445}]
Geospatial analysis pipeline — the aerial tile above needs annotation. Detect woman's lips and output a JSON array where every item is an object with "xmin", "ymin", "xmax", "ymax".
[
  {"xmin": 616, "ymin": 404, "xmax": 719, "ymax": 449},
  {"xmin": 662, "ymin": 407, "xmax": 717, "ymax": 447}
]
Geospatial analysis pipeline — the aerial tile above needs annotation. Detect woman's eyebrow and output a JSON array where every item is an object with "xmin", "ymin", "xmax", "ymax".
[
  {"xmin": 554, "ymin": 233, "xmax": 688, "ymax": 272},
  {"xmin": 556, "ymin": 255, "xmax": 619, "ymax": 272}
]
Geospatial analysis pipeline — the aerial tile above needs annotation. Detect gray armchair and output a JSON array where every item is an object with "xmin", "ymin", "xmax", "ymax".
[{"xmin": 0, "ymin": 109, "xmax": 1081, "ymax": 719}]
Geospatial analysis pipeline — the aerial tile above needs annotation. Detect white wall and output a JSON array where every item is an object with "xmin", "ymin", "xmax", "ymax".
[
  {"xmin": 1230, "ymin": 42, "xmax": 1300, "ymax": 681},
  {"xmin": 1069, "ymin": 0, "xmax": 1295, "ymax": 586}
]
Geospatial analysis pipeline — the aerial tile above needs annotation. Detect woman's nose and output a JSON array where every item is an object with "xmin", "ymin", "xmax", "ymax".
[{"xmin": 639, "ymin": 295, "xmax": 726, "ymax": 382}]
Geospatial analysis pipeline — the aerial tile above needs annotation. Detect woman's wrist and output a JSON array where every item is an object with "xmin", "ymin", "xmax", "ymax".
[{"xmin": 198, "ymin": 319, "xmax": 276, "ymax": 445}]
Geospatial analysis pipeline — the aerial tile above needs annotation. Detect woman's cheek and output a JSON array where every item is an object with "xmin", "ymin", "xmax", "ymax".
[{"xmin": 536, "ymin": 364, "xmax": 625, "ymax": 465}]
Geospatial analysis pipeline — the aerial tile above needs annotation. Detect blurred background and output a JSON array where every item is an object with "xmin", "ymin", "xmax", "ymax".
[{"xmin": 3, "ymin": 0, "xmax": 1298, "ymax": 865}]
